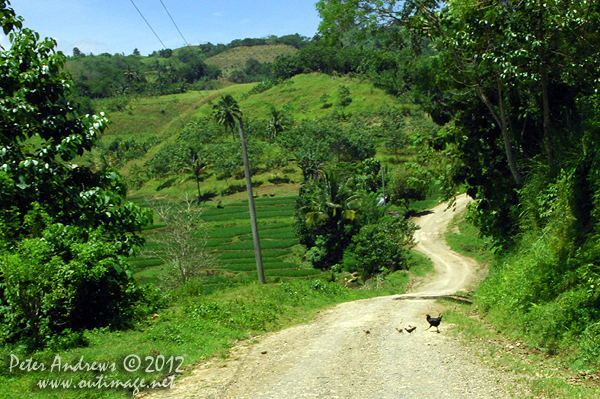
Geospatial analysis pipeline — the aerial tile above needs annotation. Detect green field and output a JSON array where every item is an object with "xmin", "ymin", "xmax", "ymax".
[{"xmin": 129, "ymin": 195, "xmax": 317, "ymax": 283}]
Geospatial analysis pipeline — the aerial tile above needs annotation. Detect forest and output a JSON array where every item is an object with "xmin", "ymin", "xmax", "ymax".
[{"xmin": 2, "ymin": 0, "xmax": 600, "ymax": 397}]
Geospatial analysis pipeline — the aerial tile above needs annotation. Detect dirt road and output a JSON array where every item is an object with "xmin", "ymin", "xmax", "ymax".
[{"xmin": 144, "ymin": 194, "xmax": 523, "ymax": 399}]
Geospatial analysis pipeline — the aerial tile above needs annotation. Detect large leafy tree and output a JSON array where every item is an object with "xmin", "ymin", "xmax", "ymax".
[
  {"xmin": 0, "ymin": 1, "xmax": 151, "ymax": 348},
  {"xmin": 317, "ymin": 0, "xmax": 600, "ymax": 245}
]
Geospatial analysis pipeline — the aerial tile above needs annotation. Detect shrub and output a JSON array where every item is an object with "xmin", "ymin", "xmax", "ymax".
[
  {"xmin": 342, "ymin": 216, "xmax": 416, "ymax": 280},
  {"xmin": 0, "ymin": 224, "xmax": 144, "ymax": 350}
]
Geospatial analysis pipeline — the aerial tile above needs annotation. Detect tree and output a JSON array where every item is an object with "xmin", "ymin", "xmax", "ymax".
[
  {"xmin": 147, "ymin": 196, "xmax": 215, "ymax": 287},
  {"xmin": 266, "ymin": 106, "xmax": 291, "ymax": 142},
  {"xmin": 158, "ymin": 48, "xmax": 173, "ymax": 58},
  {"xmin": 388, "ymin": 163, "xmax": 432, "ymax": 209},
  {"xmin": 316, "ymin": 0, "xmax": 600, "ymax": 245},
  {"xmin": 278, "ymin": 120, "xmax": 331, "ymax": 181},
  {"xmin": 213, "ymin": 94, "xmax": 241, "ymax": 141},
  {"xmin": 187, "ymin": 147, "xmax": 209, "ymax": 201},
  {"xmin": 297, "ymin": 170, "xmax": 360, "ymax": 269},
  {"xmin": 337, "ymin": 84, "xmax": 352, "ymax": 108},
  {"xmin": 213, "ymin": 95, "xmax": 265, "ymax": 283},
  {"xmin": 0, "ymin": 1, "xmax": 151, "ymax": 348},
  {"xmin": 342, "ymin": 216, "xmax": 415, "ymax": 280}
]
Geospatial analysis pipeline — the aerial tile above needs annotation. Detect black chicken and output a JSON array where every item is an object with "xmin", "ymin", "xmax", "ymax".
[
  {"xmin": 405, "ymin": 325, "xmax": 417, "ymax": 334},
  {"xmin": 426, "ymin": 314, "xmax": 443, "ymax": 332}
]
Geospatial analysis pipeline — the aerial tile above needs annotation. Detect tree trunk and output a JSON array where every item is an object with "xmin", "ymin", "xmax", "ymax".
[
  {"xmin": 540, "ymin": 62, "xmax": 553, "ymax": 168},
  {"xmin": 237, "ymin": 118, "xmax": 265, "ymax": 284},
  {"xmin": 196, "ymin": 174, "xmax": 201, "ymax": 200},
  {"xmin": 476, "ymin": 84, "xmax": 522, "ymax": 185}
]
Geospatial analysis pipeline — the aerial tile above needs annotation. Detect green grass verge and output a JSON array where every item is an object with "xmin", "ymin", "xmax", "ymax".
[
  {"xmin": 0, "ymin": 278, "xmax": 405, "ymax": 399},
  {"xmin": 444, "ymin": 209, "xmax": 492, "ymax": 265}
]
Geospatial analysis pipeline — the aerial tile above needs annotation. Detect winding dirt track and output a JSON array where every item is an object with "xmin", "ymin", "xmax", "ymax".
[{"xmin": 144, "ymin": 194, "xmax": 521, "ymax": 399}]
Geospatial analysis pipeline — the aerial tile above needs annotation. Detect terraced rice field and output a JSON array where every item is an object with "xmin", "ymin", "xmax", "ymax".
[
  {"xmin": 204, "ymin": 196, "xmax": 319, "ymax": 279},
  {"xmin": 130, "ymin": 196, "xmax": 321, "ymax": 284}
]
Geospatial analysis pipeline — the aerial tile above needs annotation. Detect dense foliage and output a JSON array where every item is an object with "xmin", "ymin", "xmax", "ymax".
[
  {"xmin": 317, "ymin": 0, "xmax": 600, "ymax": 368},
  {"xmin": 0, "ymin": 1, "xmax": 151, "ymax": 349},
  {"xmin": 294, "ymin": 158, "xmax": 419, "ymax": 277}
]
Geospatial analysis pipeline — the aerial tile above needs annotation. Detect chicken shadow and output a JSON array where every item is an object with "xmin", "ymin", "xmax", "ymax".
[
  {"xmin": 406, "ymin": 209, "xmax": 434, "ymax": 218},
  {"xmin": 393, "ymin": 294, "xmax": 472, "ymax": 305}
]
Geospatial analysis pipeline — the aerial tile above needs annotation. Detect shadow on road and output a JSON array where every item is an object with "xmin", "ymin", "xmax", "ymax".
[{"xmin": 394, "ymin": 294, "xmax": 473, "ymax": 305}]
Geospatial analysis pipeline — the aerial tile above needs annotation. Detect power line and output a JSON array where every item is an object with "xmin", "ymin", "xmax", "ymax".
[
  {"xmin": 159, "ymin": 0, "xmax": 191, "ymax": 48},
  {"xmin": 128, "ymin": 0, "xmax": 225, "ymax": 107},
  {"xmin": 128, "ymin": 0, "xmax": 168, "ymax": 50},
  {"xmin": 157, "ymin": 0, "xmax": 226, "ymax": 98}
]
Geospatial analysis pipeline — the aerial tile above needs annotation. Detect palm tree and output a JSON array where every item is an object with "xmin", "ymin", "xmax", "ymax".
[
  {"xmin": 213, "ymin": 94, "xmax": 240, "ymax": 141},
  {"xmin": 301, "ymin": 171, "xmax": 360, "ymax": 269},
  {"xmin": 213, "ymin": 95, "xmax": 265, "ymax": 283},
  {"xmin": 183, "ymin": 147, "xmax": 208, "ymax": 202},
  {"xmin": 303, "ymin": 171, "xmax": 358, "ymax": 225},
  {"xmin": 267, "ymin": 107, "xmax": 288, "ymax": 143}
]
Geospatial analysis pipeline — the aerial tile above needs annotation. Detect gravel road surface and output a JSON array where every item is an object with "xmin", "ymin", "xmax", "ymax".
[{"xmin": 142, "ymin": 194, "xmax": 525, "ymax": 399}]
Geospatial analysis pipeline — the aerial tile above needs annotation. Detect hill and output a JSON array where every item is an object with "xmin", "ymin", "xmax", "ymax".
[
  {"xmin": 204, "ymin": 44, "xmax": 298, "ymax": 78},
  {"xmin": 81, "ymin": 73, "xmax": 410, "ymax": 204}
]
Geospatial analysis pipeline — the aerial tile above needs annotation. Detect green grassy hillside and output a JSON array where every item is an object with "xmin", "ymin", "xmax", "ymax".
[
  {"xmin": 100, "ymin": 73, "xmax": 400, "ymax": 139},
  {"xmin": 87, "ymin": 73, "xmax": 403, "ymax": 192}
]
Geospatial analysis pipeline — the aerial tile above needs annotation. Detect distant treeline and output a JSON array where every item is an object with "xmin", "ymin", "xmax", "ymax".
[
  {"xmin": 66, "ymin": 30, "xmax": 431, "ymax": 115},
  {"xmin": 160, "ymin": 33, "xmax": 312, "ymax": 58},
  {"xmin": 65, "ymin": 34, "xmax": 312, "ymax": 106}
]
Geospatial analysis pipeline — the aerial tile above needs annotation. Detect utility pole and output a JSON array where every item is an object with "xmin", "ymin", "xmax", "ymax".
[
  {"xmin": 381, "ymin": 164, "xmax": 386, "ymax": 206},
  {"xmin": 237, "ymin": 118, "xmax": 265, "ymax": 283}
]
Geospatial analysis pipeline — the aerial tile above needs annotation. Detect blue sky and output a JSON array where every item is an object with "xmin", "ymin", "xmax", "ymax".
[{"xmin": 1, "ymin": 0, "xmax": 322, "ymax": 56}]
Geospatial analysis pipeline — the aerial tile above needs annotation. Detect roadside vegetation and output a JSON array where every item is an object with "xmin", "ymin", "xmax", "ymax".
[{"xmin": 4, "ymin": 0, "xmax": 600, "ymax": 397}]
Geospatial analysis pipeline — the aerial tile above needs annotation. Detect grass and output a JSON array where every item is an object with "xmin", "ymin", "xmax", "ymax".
[
  {"xmin": 0, "ymin": 276, "xmax": 410, "ymax": 399},
  {"xmin": 444, "ymin": 210, "xmax": 493, "ymax": 265},
  {"xmin": 204, "ymin": 44, "xmax": 298, "ymax": 77},
  {"xmin": 84, "ymin": 73, "xmax": 403, "ymax": 206},
  {"xmin": 432, "ymin": 206, "xmax": 600, "ymax": 398},
  {"xmin": 0, "ymin": 186, "xmax": 464, "ymax": 399},
  {"xmin": 130, "ymin": 195, "xmax": 301, "ymax": 283},
  {"xmin": 240, "ymin": 73, "xmax": 404, "ymax": 121}
]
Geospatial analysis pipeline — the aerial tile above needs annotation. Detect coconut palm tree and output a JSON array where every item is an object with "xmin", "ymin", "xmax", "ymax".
[
  {"xmin": 300, "ymin": 170, "xmax": 361, "ymax": 269},
  {"xmin": 267, "ymin": 106, "xmax": 289, "ymax": 143},
  {"xmin": 213, "ymin": 94, "xmax": 241, "ymax": 141},
  {"xmin": 303, "ymin": 170, "xmax": 358, "ymax": 224},
  {"xmin": 213, "ymin": 95, "xmax": 265, "ymax": 283},
  {"xmin": 183, "ymin": 147, "xmax": 208, "ymax": 202}
]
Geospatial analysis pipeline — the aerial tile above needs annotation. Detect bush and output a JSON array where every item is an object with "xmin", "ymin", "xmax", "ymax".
[
  {"xmin": 0, "ymin": 224, "xmax": 144, "ymax": 350},
  {"xmin": 388, "ymin": 163, "xmax": 433, "ymax": 207},
  {"xmin": 342, "ymin": 216, "xmax": 416, "ymax": 280}
]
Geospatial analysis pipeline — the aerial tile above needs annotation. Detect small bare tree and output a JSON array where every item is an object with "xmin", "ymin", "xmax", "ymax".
[{"xmin": 147, "ymin": 195, "xmax": 216, "ymax": 287}]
